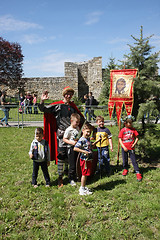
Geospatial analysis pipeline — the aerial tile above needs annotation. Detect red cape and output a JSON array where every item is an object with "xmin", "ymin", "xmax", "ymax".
[{"xmin": 43, "ymin": 100, "xmax": 84, "ymax": 164}]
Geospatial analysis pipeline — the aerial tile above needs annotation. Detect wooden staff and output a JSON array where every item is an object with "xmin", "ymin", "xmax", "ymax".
[{"xmin": 117, "ymin": 119, "xmax": 121, "ymax": 166}]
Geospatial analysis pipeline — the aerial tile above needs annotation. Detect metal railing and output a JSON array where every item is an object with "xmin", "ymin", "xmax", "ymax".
[{"xmin": 0, "ymin": 104, "xmax": 115, "ymax": 128}]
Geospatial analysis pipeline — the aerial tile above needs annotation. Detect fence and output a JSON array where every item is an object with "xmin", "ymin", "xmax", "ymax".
[
  {"xmin": 0, "ymin": 105, "xmax": 44, "ymax": 128},
  {"xmin": 0, "ymin": 104, "xmax": 115, "ymax": 128}
]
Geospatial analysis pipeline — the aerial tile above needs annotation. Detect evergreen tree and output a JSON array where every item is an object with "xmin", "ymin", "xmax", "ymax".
[
  {"xmin": 100, "ymin": 56, "xmax": 117, "ymax": 104},
  {"xmin": 124, "ymin": 26, "xmax": 160, "ymax": 118}
]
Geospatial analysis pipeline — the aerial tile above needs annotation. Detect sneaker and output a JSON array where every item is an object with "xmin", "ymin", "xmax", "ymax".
[
  {"xmin": 122, "ymin": 169, "xmax": 128, "ymax": 176},
  {"xmin": 84, "ymin": 187, "xmax": 93, "ymax": 195},
  {"xmin": 79, "ymin": 187, "xmax": 87, "ymax": 196},
  {"xmin": 0, "ymin": 122, "xmax": 3, "ymax": 126},
  {"xmin": 70, "ymin": 180, "xmax": 76, "ymax": 186},
  {"xmin": 58, "ymin": 177, "xmax": 63, "ymax": 188},
  {"xmin": 33, "ymin": 185, "xmax": 38, "ymax": 188},
  {"xmin": 46, "ymin": 184, "xmax": 50, "ymax": 187},
  {"xmin": 136, "ymin": 173, "xmax": 142, "ymax": 182}
]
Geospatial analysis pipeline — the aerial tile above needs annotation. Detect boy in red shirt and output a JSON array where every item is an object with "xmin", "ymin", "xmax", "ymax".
[{"xmin": 118, "ymin": 117, "xmax": 142, "ymax": 181}]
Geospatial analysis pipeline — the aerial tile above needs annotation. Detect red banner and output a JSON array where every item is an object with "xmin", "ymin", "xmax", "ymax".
[
  {"xmin": 115, "ymin": 101, "xmax": 123, "ymax": 124},
  {"xmin": 108, "ymin": 101, "xmax": 114, "ymax": 119},
  {"xmin": 108, "ymin": 69, "xmax": 137, "ymax": 124}
]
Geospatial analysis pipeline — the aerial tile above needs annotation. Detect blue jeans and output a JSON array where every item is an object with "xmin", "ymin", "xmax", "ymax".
[
  {"xmin": 32, "ymin": 161, "xmax": 50, "ymax": 185},
  {"xmin": 121, "ymin": 148, "xmax": 139, "ymax": 172},
  {"xmin": 84, "ymin": 108, "xmax": 89, "ymax": 120},
  {"xmin": 1, "ymin": 108, "xmax": 9, "ymax": 125},
  {"xmin": 97, "ymin": 146, "xmax": 110, "ymax": 173}
]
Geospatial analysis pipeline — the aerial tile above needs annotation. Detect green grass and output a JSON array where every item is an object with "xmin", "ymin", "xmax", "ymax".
[{"xmin": 0, "ymin": 127, "xmax": 160, "ymax": 240}]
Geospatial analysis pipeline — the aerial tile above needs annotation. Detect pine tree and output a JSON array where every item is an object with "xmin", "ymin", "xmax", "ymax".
[{"xmin": 124, "ymin": 26, "xmax": 160, "ymax": 119}]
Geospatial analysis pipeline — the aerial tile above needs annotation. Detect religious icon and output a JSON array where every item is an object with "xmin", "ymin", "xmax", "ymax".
[
  {"xmin": 112, "ymin": 74, "xmax": 133, "ymax": 98},
  {"xmin": 115, "ymin": 78, "xmax": 126, "ymax": 94}
]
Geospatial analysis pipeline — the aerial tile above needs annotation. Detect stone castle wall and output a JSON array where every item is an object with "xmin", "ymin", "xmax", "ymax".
[
  {"xmin": 23, "ymin": 76, "xmax": 78, "ymax": 100},
  {"xmin": 2, "ymin": 57, "xmax": 103, "ymax": 100}
]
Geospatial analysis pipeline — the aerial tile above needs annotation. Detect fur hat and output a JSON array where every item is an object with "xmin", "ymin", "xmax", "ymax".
[{"xmin": 62, "ymin": 86, "xmax": 74, "ymax": 96}]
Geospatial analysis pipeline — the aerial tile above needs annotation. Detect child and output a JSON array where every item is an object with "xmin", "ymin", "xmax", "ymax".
[
  {"xmin": 74, "ymin": 122, "xmax": 93, "ymax": 195},
  {"xmin": 118, "ymin": 116, "xmax": 142, "ymax": 182},
  {"xmin": 92, "ymin": 116, "xmax": 113, "ymax": 176},
  {"xmin": 29, "ymin": 127, "xmax": 51, "ymax": 188},
  {"xmin": 63, "ymin": 113, "xmax": 80, "ymax": 186}
]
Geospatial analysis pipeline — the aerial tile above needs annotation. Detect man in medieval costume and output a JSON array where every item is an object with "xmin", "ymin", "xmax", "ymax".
[{"xmin": 38, "ymin": 86, "xmax": 84, "ymax": 187}]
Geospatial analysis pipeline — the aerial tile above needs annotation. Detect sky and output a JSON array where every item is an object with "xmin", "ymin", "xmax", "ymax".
[{"xmin": 0, "ymin": 0, "xmax": 160, "ymax": 77}]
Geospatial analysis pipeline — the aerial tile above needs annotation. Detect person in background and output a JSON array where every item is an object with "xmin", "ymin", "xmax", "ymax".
[
  {"xmin": 26, "ymin": 91, "xmax": 33, "ymax": 114},
  {"xmin": 83, "ymin": 94, "xmax": 90, "ymax": 121},
  {"xmin": 19, "ymin": 92, "xmax": 25, "ymax": 106},
  {"xmin": 88, "ymin": 92, "xmax": 97, "ymax": 121},
  {"xmin": 33, "ymin": 93, "xmax": 38, "ymax": 114},
  {"xmin": 0, "ymin": 90, "xmax": 10, "ymax": 127}
]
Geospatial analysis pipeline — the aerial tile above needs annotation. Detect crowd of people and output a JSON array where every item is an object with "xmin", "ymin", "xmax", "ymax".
[
  {"xmin": 28, "ymin": 86, "xmax": 142, "ymax": 196},
  {"xmin": 19, "ymin": 91, "xmax": 38, "ymax": 114}
]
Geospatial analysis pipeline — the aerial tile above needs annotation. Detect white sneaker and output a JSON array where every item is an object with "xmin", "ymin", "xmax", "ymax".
[
  {"xmin": 84, "ymin": 187, "xmax": 93, "ymax": 195},
  {"xmin": 70, "ymin": 180, "xmax": 76, "ymax": 186},
  {"xmin": 79, "ymin": 187, "xmax": 87, "ymax": 195},
  {"xmin": 79, "ymin": 187, "xmax": 92, "ymax": 195}
]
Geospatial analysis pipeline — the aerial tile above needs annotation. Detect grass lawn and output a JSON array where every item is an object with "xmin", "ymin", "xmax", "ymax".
[{"xmin": 0, "ymin": 126, "xmax": 159, "ymax": 240}]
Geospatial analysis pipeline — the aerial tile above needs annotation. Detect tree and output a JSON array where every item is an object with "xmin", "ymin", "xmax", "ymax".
[
  {"xmin": 0, "ymin": 37, "xmax": 24, "ymax": 89},
  {"xmin": 124, "ymin": 26, "xmax": 160, "ymax": 119},
  {"xmin": 100, "ymin": 56, "xmax": 117, "ymax": 104}
]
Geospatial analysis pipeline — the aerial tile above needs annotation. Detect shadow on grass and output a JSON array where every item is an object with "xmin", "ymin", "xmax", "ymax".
[
  {"xmin": 139, "ymin": 166, "xmax": 158, "ymax": 174},
  {"xmin": 50, "ymin": 176, "xmax": 69, "ymax": 187},
  {"xmin": 92, "ymin": 179, "xmax": 126, "ymax": 191}
]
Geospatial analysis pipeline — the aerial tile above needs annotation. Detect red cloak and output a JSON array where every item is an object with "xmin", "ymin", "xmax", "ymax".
[{"xmin": 43, "ymin": 100, "xmax": 84, "ymax": 164}]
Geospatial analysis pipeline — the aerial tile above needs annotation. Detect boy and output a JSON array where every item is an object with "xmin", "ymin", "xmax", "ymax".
[
  {"xmin": 29, "ymin": 128, "xmax": 51, "ymax": 188},
  {"xmin": 74, "ymin": 122, "xmax": 93, "ymax": 195},
  {"xmin": 118, "ymin": 116, "xmax": 142, "ymax": 182},
  {"xmin": 92, "ymin": 116, "xmax": 113, "ymax": 176},
  {"xmin": 63, "ymin": 113, "xmax": 80, "ymax": 186}
]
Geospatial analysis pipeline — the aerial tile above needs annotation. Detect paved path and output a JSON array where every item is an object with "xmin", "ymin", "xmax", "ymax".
[
  {"xmin": 0, "ymin": 119, "xmax": 160, "ymax": 128},
  {"xmin": 0, "ymin": 120, "xmax": 116, "ymax": 128}
]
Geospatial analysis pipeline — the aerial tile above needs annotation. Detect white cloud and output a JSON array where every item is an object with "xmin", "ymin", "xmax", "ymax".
[
  {"xmin": 85, "ymin": 11, "xmax": 103, "ymax": 25},
  {"xmin": 0, "ymin": 15, "xmax": 42, "ymax": 31},
  {"xmin": 23, "ymin": 51, "xmax": 89, "ymax": 77},
  {"xmin": 22, "ymin": 34, "xmax": 46, "ymax": 44}
]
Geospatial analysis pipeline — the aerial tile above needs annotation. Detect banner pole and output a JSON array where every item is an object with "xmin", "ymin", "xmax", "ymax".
[{"xmin": 117, "ymin": 120, "xmax": 121, "ymax": 166}]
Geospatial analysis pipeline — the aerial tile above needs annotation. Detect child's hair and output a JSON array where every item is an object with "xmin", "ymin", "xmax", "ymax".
[
  {"xmin": 82, "ymin": 122, "xmax": 93, "ymax": 131},
  {"xmin": 96, "ymin": 115, "xmax": 104, "ymax": 122},
  {"xmin": 35, "ymin": 127, "xmax": 43, "ymax": 135},
  {"xmin": 71, "ymin": 113, "xmax": 80, "ymax": 121},
  {"xmin": 125, "ymin": 119, "xmax": 133, "ymax": 124}
]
